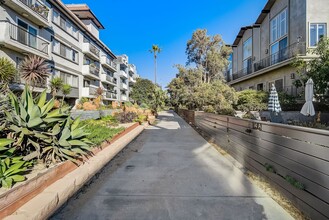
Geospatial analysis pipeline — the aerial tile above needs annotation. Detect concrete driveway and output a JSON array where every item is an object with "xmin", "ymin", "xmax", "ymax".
[{"xmin": 52, "ymin": 111, "xmax": 293, "ymax": 220}]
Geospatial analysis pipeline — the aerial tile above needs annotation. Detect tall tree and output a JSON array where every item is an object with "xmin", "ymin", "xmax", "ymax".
[
  {"xmin": 149, "ymin": 44, "xmax": 161, "ymax": 84},
  {"xmin": 130, "ymin": 78, "xmax": 156, "ymax": 106},
  {"xmin": 186, "ymin": 29, "xmax": 231, "ymax": 83},
  {"xmin": 292, "ymin": 37, "xmax": 329, "ymax": 102}
]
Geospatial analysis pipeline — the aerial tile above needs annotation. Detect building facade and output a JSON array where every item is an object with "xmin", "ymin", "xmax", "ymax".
[
  {"xmin": 0, "ymin": 0, "xmax": 138, "ymax": 106},
  {"xmin": 228, "ymin": 0, "xmax": 329, "ymax": 96}
]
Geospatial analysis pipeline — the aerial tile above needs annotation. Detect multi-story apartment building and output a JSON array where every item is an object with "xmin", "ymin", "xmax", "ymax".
[
  {"xmin": 116, "ymin": 55, "xmax": 139, "ymax": 103},
  {"xmin": 228, "ymin": 0, "xmax": 328, "ymax": 96},
  {"xmin": 0, "ymin": 0, "xmax": 138, "ymax": 106}
]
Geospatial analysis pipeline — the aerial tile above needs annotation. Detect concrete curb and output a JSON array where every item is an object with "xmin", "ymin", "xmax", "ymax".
[{"xmin": 4, "ymin": 123, "xmax": 148, "ymax": 220}]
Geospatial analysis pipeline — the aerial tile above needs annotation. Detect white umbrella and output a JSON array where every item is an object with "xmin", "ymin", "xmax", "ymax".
[
  {"xmin": 268, "ymin": 84, "xmax": 282, "ymax": 114},
  {"xmin": 300, "ymin": 78, "xmax": 315, "ymax": 116}
]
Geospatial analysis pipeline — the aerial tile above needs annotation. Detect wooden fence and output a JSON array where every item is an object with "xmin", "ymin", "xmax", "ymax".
[{"xmin": 178, "ymin": 110, "xmax": 329, "ymax": 220}]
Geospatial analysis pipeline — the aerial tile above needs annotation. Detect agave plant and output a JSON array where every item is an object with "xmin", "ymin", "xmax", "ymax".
[
  {"xmin": 19, "ymin": 55, "xmax": 50, "ymax": 87},
  {"xmin": 0, "ymin": 57, "xmax": 17, "ymax": 91},
  {"xmin": 49, "ymin": 76, "xmax": 63, "ymax": 98},
  {"xmin": 5, "ymin": 86, "xmax": 92, "ymax": 165},
  {"xmin": 0, "ymin": 157, "xmax": 32, "ymax": 188}
]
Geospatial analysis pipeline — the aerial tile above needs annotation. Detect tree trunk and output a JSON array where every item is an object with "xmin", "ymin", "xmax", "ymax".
[{"xmin": 154, "ymin": 55, "xmax": 157, "ymax": 84}]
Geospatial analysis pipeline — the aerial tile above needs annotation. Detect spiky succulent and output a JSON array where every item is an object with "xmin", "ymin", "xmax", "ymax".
[
  {"xmin": 19, "ymin": 55, "xmax": 50, "ymax": 86},
  {"xmin": 0, "ymin": 57, "xmax": 17, "ymax": 90}
]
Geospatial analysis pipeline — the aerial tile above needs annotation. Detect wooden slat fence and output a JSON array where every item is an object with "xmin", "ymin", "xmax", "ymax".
[{"xmin": 178, "ymin": 110, "xmax": 329, "ymax": 220}]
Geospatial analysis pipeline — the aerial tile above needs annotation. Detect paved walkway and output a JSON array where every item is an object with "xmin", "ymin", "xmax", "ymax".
[{"xmin": 52, "ymin": 111, "xmax": 293, "ymax": 220}]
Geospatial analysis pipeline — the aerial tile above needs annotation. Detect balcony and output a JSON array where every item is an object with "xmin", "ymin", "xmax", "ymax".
[
  {"xmin": 57, "ymin": 87, "xmax": 79, "ymax": 98},
  {"xmin": 10, "ymin": 74, "xmax": 48, "ymax": 92},
  {"xmin": 3, "ymin": 0, "xmax": 49, "ymax": 27},
  {"xmin": 121, "ymin": 95, "xmax": 128, "ymax": 101},
  {"xmin": 231, "ymin": 43, "xmax": 306, "ymax": 83},
  {"xmin": 101, "ymin": 56, "xmax": 117, "ymax": 72},
  {"xmin": 120, "ymin": 83, "xmax": 128, "ymax": 90},
  {"xmin": 128, "ymin": 64, "xmax": 136, "ymax": 74},
  {"xmin": 100, "ymin": 73, "xmax": 116, "ymax": 85},
  {"xmin": 81, "ymin": 85, "xmax": 98, "ymax": 98},
  {"xmin": 82, "ymin": 64, "xmax": 100, "ymax": 79},
  {"xmin": 129, "ymin": 76, "xmax": 136, "ymax": 84},
  {"xmin": 82, "ymin": 42, "xmax": 100, "ymax": 60},
  {"xmin": 104, "ymin": 92, "xmax": 117, "ymax": 100},
  {"xmin": 0, "ymin": 21, "xmax": 49, "ymax": 58},
  {"xmin": 119, "ymin": 70, "xmax": 128, "ymax": 79}
]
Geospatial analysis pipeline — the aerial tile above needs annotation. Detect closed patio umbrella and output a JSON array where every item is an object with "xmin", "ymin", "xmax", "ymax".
[
  {"xmin": 300, "ymin": 78, "xmax": 315, "ymax": 116},
  {"xmin": 268, "ymin": 84, "xmax": 282, "ymax": 114}
]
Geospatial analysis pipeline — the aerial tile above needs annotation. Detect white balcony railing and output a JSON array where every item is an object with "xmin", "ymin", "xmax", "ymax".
[
  {"xmin": 101, "ymin": 56, "xmax": 117, "ymax": 71},
  {"xmin": 119, "ymin": 70, "xmax": 128, "ymax": 78}
]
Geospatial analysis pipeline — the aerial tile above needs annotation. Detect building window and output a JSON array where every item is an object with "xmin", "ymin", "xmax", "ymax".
[
  {"xmin": 269, "ymin": 79, "xmax": 284, "ymax": 92},
  {"xmin": 270, "ymin": 9, "xmax": 287, "ymax": 43},
  {"xmin": 257, "ymin": 83, "xmax": 264, "ymax": 91},
  {"xmin": 243, "ymin": 37, "xmax": 252, "ymax": 74},
  {"xmin": 52, "ymin": 39, "xmax": 79, "ymax": 63},
  {"xmin": 59, "ymin": 71, "xmax": 79, "ymax": 88},
  {"xmin": 53, "ymin": 10, "xmax": 79, "ymax": 39},
  {"xmin": 271, "ymin": 37, "xmax": 288, "ymax": 64},
  {"xmin": 310, "ymin": 23, "xmax": 326, "ymax": 47}
]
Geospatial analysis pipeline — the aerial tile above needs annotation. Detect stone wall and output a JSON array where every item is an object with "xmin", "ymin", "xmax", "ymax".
[{"xmin": 70, "ymin": 109, "xmax": 122, "ymax": 120}]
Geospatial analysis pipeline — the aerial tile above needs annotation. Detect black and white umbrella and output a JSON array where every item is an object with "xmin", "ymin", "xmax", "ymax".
[{"xmin": 268, "ymin": 84, "xmax": 282, "ymax": 113}]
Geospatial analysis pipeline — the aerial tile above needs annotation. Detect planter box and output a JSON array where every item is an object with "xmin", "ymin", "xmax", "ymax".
[{"xmin": 0, "ymin": 122, "xmax": 140, "ymax": 219}]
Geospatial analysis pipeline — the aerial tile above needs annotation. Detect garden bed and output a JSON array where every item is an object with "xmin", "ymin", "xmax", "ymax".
[{"xmin": 0, "ymin": 122, "xmax": 140, "ymax": 219}]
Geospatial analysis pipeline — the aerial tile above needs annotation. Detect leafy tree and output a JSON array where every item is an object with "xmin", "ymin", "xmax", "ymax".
[
  {"xmin": 150, "ymin": 87, "xmax": 167, "ymax": 115},
  {"xmin": 130, "ymin": 78, "xmax": 156, "ymax": 106},
  {"xmin": 235, "ymin": 90, "xmax": 268, "ymax": 112},
  {"xmin": 168, "ymin": 65, "xmax": 237, "ymax": 114},
  {"xmin": 149, "ymin": 44, "xmax": 161, "ymax": 84},
  {"xmin": 186, "ymin": 29, "xmax": 231, "ymax": 83},
  {"xmin": 292, "ymin": 37, "xmax": 329, "ymax": 101}
]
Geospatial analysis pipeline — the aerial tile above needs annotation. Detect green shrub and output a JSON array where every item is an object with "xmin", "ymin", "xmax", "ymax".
[
  {"xmin": 79, "ymin": 120, "xmax": 124, "ymax": 146},
  {"xmin": 139, "ymin": 103, "xmax": 149, "ymax": 109},
  {"xmin": 203, "ymin": 105, "xmax": 215, "ymax": 113},
  {"xmin": 4, "ymin": 86, "xmax": 92, "ymax": 165},
  {"xmin": 79, "ymin": 97, "xmax": 89, "ymax": 104},
  {"xmin": 124, "ymin": 101, "xmax": 133, "ymax": 107},
  {"xmin": 115, "ymin": 112, "xmax": 138, "ymax": 123},
  {"xmin": 134, "ymin": 115, "xmax": 147, "ymax": 124},
  {"xmin": 235, "ymin": 90, "xmax": 268, "ymax": 112}
]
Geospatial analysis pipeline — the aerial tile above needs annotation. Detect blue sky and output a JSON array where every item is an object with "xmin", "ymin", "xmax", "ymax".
[{"xmin": 63, "ymin": 0, "xmax": 267, "ymax": 87}]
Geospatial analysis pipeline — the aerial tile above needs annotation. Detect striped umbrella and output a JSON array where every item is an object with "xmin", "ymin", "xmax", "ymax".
[{"xmin": 268, "ymin": 84, "xmax": 282, "ymax": 113}]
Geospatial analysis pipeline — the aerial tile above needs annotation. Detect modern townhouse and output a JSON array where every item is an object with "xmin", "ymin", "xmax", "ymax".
[
  {"xmin": 0, "ymin": 0, "xmax": 138, "ymax": 106},
  {"xmin": 227, "ymin": 0, "xmax": 329, "ymax": 97}
]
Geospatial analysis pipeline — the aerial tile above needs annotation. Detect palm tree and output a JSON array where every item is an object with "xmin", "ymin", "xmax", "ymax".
[
  {"xmin": 49, "ymin": 76, "xmax": 63, "ymax": 98},
  {"xmin": 149, "ymin": 45, "xmax": 161, "ymax": 84},
  {"xmin": 0, "ymin": 57, "xmax": 17, "ymax": 92},
  {"xmin": 19, "ymin": 55, "xmax": 50, "ymax": 87},
  {"xmin": 61, "ymin": 83, "xmax": 71, "ymax": 106}
]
